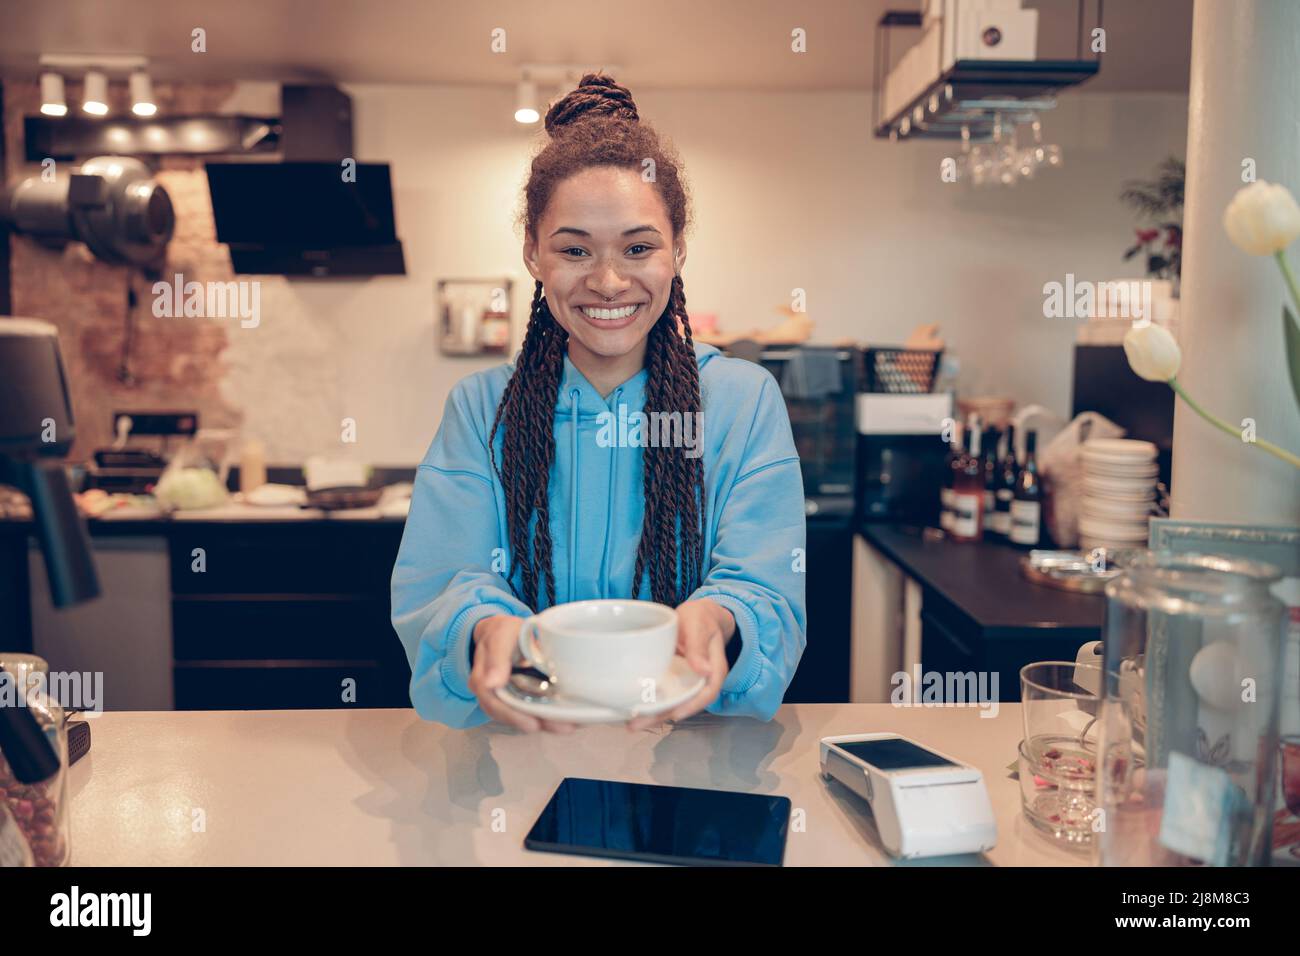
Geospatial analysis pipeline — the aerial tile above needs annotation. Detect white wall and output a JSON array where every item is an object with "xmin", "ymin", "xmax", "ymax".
[{"xmin": 219, "ymin": 83, "xmax": 1189, "ymax": 465}]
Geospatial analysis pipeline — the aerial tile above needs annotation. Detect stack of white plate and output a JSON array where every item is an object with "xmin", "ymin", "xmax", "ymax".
[{"xmin": 1079, "ymin": 439, "xmax": 1158, "ymax": 551}]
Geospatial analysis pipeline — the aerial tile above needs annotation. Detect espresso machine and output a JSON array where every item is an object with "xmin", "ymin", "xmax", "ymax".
[
  {"xmin": 0, "ymin": 319, "xmax": 100, "ymax": 783},
  {"xmin": 855, "ymin": 348, "xmax": 952, "ymax": 526}
]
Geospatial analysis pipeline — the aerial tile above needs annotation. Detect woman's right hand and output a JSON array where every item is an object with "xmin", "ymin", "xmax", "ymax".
[{"xmin": 469, "ymin": 614, "xmax": 579, "ymax": 734}]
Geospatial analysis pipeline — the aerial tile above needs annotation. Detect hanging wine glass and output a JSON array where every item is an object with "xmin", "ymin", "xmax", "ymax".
[
  {"xmin": 953, "ymin": 123, "xmax": 972, "ymax": 183},
  {"xmin": 999, "ymin": 128, "xmax": 1020, "ymax": 186},
  {"xmin": 1016, "ymin": 112, "xmax": 1040, "ymax": 179}
]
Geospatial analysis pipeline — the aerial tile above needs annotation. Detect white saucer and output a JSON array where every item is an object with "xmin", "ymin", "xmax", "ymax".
[{"xmin": 495, "ymin": 655, "xmax": 707, "ymax": 724}]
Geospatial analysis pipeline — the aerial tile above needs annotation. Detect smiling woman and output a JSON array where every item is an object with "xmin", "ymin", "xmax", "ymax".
[{"xmin": 391, "ymin": 73, "xmax": 807, "ymax": 733}]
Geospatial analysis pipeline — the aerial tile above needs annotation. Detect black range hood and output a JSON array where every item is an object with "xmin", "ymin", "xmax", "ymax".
[
  {"xmin": 206, "ymin": 160, "xmax": 405, "ymax": 276},
  {"xmin": 205, "ymin": 85, "xmax": 405, "ymax": 277}
]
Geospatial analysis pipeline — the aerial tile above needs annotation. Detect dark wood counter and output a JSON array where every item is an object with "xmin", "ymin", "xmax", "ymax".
[{"xmin": 859, "ymin": 523, "xmax": 1105, "ymax": 701}]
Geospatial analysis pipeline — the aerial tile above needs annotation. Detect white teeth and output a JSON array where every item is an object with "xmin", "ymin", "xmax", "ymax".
[{"xmin": 580, "ymin": 304, "xmax": 639, "ymax": 320}]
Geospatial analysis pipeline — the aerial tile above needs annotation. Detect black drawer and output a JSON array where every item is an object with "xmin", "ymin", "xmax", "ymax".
[
  {"xmin": 174, "ymin": 661, "xmax": 409, "ymax": 709},
  {"xmin": 920, "ymin": 606, "xmax": 981, "ymax": 682},
  {"xmin": 171, "ymin": 596, "xmax": 401, "ymax": 662},
  {"xmin": 169, "ymin": 523, "xmax": 405, "ymax": 594}
]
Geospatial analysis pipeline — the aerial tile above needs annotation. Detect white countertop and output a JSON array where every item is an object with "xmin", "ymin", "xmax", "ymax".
[{"xmin": 67, "ymin": 704, "xmax": 1087, "ymax": 866}]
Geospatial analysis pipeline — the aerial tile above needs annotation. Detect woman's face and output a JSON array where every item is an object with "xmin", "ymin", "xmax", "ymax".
[{"xmin": 524, "ymin": 166, "xmax": 685, "ymax": 371}]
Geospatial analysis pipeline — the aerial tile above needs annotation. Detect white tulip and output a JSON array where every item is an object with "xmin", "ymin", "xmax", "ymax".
[
  {"xmin": 1123, "ymin": 322, "xmax": 1182, "ymax": 381},
  {"xmin": 1222, "ymin": 180, "xmax": 1300, "ymax": 255}
]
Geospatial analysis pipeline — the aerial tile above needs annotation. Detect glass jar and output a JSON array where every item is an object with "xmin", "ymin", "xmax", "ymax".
[
  {"xmin": 0, "ymin": 654, "xmax": 70, "ymax": 867},
  {"xmin": 1095, "ymin": 552, "xmax": 1286, "ymax": 866}
]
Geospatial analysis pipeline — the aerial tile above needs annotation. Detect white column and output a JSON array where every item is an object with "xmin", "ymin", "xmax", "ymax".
[{"xmin": 1171, "ymin": 0, "xmax": 1300, "ymax": 525}]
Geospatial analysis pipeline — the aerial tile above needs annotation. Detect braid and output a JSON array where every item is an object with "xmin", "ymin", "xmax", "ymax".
[
  {"xmin": 632, "ymin": 275, "xmax": 706, "ymax": 605},
  {"xmin": 489, "ymin": 281, "xmax": 565, "ymax": 610}
]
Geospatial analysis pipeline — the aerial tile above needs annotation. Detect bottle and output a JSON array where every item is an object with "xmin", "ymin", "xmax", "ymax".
[
  {"xmin": 940, "ymin": 424, "xmax": 961, "ymax": 532},
  {"xmin": 240, "ymin": 439, "xmax": 267, "ymax": 495},
  {"xmin": 981, "ymin": 425, "xmax": 1000, "ymax": 535},
  {"xmin": 991, "ymin": 423, "xmax": 1018, "ymax": 539},
  {"xmin": 1009, "ymin": 428, "xmax": 1042, "ymax": 548},
  {"xmin": 950, "ymin": 415, "xmax": 984, "ymax": 542}
]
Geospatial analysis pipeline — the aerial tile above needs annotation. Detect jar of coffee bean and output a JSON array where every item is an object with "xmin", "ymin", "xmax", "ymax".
[{"xmin": 0, "ymin": 654, "xmax": 69, "ymax": 867}]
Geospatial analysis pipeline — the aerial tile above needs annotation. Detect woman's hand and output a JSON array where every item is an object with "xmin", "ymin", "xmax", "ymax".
[
  {"xmin": 468, "ymin": 614, "xmax": 579, "ymax": 734},
  {"xmin": 626, "ymin": 598, "xmax": 736, "ymax": 732}
]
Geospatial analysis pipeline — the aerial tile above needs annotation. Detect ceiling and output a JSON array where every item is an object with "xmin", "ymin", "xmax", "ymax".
[{"xmin": 0, "ymin": 0, "xmax": 1193, "ymax": 93}]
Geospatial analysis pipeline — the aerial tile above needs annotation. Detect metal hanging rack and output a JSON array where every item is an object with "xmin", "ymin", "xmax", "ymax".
[{"xmin": 872, "ymin": 0, "xmax": 1104, "ymax": 142}]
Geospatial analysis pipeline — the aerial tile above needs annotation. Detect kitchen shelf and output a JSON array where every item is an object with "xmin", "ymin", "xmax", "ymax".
[
  {"xmin": 872, "ymin": 3, "xmax": 1103, "ymax": 141},
  {"xmin": 876, "ymin": 59, "xmax": 1099, "ymax": 140}
]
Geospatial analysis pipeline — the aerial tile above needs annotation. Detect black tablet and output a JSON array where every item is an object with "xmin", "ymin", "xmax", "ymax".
[{"xmin": 524, "ymin": 777, "xmax": 791, "ymax": 867}]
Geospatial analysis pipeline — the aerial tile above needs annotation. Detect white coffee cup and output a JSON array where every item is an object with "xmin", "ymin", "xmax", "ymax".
[{"xmin": 517, "ymin": 599, "xmax": 678, "ymax": 708}]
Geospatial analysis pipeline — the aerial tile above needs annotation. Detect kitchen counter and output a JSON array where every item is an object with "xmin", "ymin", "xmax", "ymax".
[
  {"xmin": 0, "ymin": 503, "xmax": 408, "ymax": 535},
  {"xmin": 67, "ymin": 704, "xmax": 1085, "ymax": 866},
  {"xmin": 859, "ymin": 524, "xmax": 1105, "ymax": 641},
  {"xmin": 851, "ymin": 524, "xmax": 1106, "ymax": 704}
]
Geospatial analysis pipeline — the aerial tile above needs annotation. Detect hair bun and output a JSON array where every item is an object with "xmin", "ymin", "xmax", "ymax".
[{"xmin": 543, "ymin": 72, "xmax": 639, "ymax": 135}]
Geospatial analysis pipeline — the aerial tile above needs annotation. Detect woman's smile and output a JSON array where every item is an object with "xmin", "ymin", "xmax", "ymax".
[{"xmin": 575, "ymin": 301, "xmax": 647, "ymax": 330}]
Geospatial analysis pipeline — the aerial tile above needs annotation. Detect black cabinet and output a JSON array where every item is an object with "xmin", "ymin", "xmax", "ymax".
[
  {"xmin": 866, "ymin": 524, "xmax": 1105, "ymax": 705},
  {"xmin": 783, "ymin": 512, "xmax": 852, "ymax": 703},
  {"xmin": 167, "ymin": 521, "xmax": 411, "ymax": 710}
]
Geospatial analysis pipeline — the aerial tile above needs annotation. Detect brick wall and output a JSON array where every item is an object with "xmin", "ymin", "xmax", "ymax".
[{"xmin": 2, "ymin": 79, "xmax": 243, "ymax": 462}]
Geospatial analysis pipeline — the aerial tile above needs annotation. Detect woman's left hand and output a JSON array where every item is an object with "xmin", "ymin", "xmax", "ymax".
[{"xmin": 626, "ymin": 598, "xmax": 735, "ymax": 732}]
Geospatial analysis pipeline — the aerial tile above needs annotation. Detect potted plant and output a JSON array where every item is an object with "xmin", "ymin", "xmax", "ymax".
[{"xmin": 1120, "ymin": 157, "xmax": 1185, "ymax": 297}]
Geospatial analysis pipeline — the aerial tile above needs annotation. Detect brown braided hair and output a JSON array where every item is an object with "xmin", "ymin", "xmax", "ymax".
[{"xmin": 489, "ymin": 72, "xmax": 705, "ymax": 611}]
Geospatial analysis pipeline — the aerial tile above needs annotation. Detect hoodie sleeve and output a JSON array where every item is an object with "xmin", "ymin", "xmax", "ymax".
[
  {"xmin": 689, "ymin": 373, "xmax": 807, "ymax": 721},
  {"xmin": 391, "ymin": 378, "xmax": 532, "ymax": 728}
]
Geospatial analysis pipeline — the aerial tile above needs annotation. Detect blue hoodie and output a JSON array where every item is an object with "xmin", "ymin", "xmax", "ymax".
[{"xmin": 391, "ymin": 342, "xmax": 807, "ymax": 728}]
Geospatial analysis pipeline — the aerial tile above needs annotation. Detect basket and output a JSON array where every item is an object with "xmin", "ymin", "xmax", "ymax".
[{"xmin": 860, "ymin": 347, "xmax": 942, "ymax": 394}]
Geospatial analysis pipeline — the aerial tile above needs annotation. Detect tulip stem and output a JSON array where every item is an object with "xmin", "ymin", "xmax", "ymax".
[
  {"xmin": 1276, "ymin": 251, "xmax": 1300, "ymax": 317},
  {"xmin": 1169, "ymin": 378, "xmax": 1300, "ymax": 469}
]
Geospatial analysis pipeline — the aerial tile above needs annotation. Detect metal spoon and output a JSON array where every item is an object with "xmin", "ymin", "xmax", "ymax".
[{"xmin": 507, "ymin": 663, "xmax": 639, "ymax": 720}]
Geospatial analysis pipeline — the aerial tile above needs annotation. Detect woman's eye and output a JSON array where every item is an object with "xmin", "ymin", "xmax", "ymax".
[
  {"xmin": 627, "ymin": 244, "xmax": 651, "ymax": 255},
  {"xmin": 561, "ymin": 247, "xmax": 588, "ymax": 258}
]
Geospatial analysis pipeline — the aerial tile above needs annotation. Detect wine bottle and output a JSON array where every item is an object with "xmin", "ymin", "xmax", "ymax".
[
  {"xmin": 940, "ymin": 424, "xmax": 961, "ymax": 532},
  {"xmin": 951, "ymin": 415, "xmax": 984, "ymax": 542},
  {"xmin": 991, "ymin": 423, "xmax": 1017, "ymax": 539},
  {"xmin": 981, "ymin": 425, "xmax": 1000, "ymax": 536},
  {"xmin": 1009, "ymin": 428, "xmax": 1042, "ymax": 548}
]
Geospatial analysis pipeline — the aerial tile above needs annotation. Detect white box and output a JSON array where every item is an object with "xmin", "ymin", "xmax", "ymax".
[
  {"xmin": 856, "ymin": 393, "xmax": 954, "ymax": 436},
  {"xmin": 950, "ymin": 4, "xmax": 1038, "ymax": 64}
]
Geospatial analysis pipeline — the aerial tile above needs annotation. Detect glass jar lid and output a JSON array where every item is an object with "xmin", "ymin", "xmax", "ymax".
[{"xmin": 1108, "ymin": 549, "xmax": 1283, "ymax": 612}]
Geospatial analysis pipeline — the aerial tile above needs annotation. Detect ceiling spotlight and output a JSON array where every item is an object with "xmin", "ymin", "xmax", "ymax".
[
  {"xmin": 40, "ymin": 72, "xmax": 67, "ymax": 116},
  {"xmin": 82, "ymin": 69, "xmax": 109, "ymax": 116},
  {"xmin": 514, "ymin": 75, "xmax": 539, "ymax": 125},
  {"xmin": 129, "ymin": 71, "xmax": 156, "ymax": 117}
]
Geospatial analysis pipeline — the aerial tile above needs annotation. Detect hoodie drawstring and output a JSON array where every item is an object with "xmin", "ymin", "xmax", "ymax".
[
  {"xmin": 568, "ymin": 387, "xmax": 580, "ymax": 603},
  {"xmin": 599, "ymin": 386, "xmax": 623, "ymax": 598}
]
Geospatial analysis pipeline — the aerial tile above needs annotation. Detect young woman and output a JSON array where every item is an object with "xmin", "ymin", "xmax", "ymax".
[{"xmin": 391, "ymin": 74, "xmax": 806, "ymax": 733}]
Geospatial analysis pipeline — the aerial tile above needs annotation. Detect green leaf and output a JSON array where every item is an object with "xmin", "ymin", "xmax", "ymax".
[{"xmin": 1286, "ymin": 306, "xmax": 1300, "ymax": 413}]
